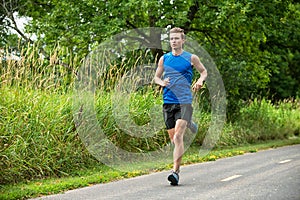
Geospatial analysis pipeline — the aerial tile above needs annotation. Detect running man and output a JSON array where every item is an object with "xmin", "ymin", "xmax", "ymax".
[{"xmin": 154, "ymin": 27, "xmax": 207, "ymax": 186}]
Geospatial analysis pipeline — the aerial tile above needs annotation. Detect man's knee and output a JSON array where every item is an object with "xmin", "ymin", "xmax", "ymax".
[
  {"xmin": 173, "ymin": 120, "xmax": 187, "ymax": 142},
  {"xmin": 175, "ymin": 119, "xmax": 187, "ymax": 130}
]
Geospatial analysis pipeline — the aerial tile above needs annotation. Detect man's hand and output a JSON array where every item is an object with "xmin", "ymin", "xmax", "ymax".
[
  {"xmin": 192, "ymin": 80, "xmax": 205, "ymax": 92},
  {"xmin": 162, "ymin": 77, "xmax": 170, "ymax": 87}
]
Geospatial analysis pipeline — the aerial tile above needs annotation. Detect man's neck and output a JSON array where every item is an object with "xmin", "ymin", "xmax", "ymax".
[{"xmin": 172, "ymin": 49, "xmax": 183, "ymax": 56}]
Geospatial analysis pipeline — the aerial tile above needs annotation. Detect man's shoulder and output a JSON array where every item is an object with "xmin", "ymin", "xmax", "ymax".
[
  {"xmin": 162, "ymin": 52, "xmax": 173, "ymax": 61},
  {"xmin": 181, "ymin": 51, "xmax": 193, "ymax": 62},
  {"xmin": 183, "ymin": 51, "xmax": 193, "ymax": 56},
  {"xmin": 163, "ymin": 52, "xmax": 172, "ymax": 57}
]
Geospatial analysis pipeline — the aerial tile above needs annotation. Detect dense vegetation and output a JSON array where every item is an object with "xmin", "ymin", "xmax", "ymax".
[
  {"xmin": 0, "ymin": 0, "xmax": 299, "ymax": 185},
  {"xmin": 1, "ymin": 46, "xmax": 299, "ymax": 185}
]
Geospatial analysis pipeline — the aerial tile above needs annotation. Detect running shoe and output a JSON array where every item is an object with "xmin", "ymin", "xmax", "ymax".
[{"xmin": 168, "ymin": 171, "xmax": 179, "ymax": 186}]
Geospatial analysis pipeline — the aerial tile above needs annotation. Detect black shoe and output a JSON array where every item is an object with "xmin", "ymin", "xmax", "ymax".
[
  {"xmin": 168, "ymin": 171, "xmax": 179, "ymax": 186},
  {"xmin": 188, "ymin": 121, "xmax": 198, "ymax": 133}
]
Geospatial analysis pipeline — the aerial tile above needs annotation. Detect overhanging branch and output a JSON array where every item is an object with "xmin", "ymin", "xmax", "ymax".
[{"xmin": 0, "ymin": 0, "xmax": 77, "ymax": 75}]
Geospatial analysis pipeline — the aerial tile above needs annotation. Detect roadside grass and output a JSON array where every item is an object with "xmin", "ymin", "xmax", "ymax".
[
  {"xmin": 1, "ymin": 46, "xmax": 300, "ymax": 199},
  {"xmin": 1, "ymin": 137, "xmax": 299, "ymax": 200}
]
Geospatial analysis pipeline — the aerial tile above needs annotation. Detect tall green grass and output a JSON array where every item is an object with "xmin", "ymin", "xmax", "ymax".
[
  {"xmin": 0, "ymin": 43, "xmax": 77, "ymax": 92},
  {"xmin": 0, "ymin": 87, "xmax": 97, "ymax": 184},
  {"xmin": 94, "ymin": 90, "xmax": 168, "ymax": 153},
  {"xmin": 239, "ymin": 98, "xmax": 300, "ymax": 140},
  {"xmin": 1, "ymin": 45, "xmax": 300, "ymax": 185},
  {"xmin": 219, "ymin": 98, "xmax": 300, "ymax": 146}
]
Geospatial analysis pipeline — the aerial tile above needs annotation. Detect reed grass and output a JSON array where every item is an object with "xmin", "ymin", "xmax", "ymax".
[{"xmin": 1, "ymin": 44, "xmax": 299, "ymax": 185}]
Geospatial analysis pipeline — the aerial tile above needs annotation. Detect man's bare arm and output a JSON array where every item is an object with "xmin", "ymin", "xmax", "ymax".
[
  {"xmin": 191, "ymin": 54, "xmax": 207, "ymax": 92},
  {"xmin": 154, "ymin": 56, "xmax": 170, "ymax": 87}
]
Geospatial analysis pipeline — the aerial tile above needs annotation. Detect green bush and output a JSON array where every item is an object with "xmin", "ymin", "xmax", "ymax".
[{"xmin": 221, "ymin": 98, "xmax": 300, "ymax": 145}]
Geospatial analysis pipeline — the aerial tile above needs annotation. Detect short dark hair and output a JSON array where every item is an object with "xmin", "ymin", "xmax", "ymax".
[{"xmin": 170, "ymin": 27, "xmax": 185, "ymax": 39}]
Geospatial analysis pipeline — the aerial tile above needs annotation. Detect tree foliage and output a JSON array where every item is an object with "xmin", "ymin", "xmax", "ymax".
[{"xmin": 1, "ymin": 0, "xmax": 299, "ymax": 110}]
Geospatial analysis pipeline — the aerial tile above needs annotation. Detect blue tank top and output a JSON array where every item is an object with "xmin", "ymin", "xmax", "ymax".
[{"xmin": 163, "ymin": 51, "xmax": 193, "ymax": 104}]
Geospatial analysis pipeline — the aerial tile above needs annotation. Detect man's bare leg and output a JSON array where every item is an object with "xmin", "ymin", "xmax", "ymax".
[
  {"xmin": 167, "ymin": 128, "xmax": 175, "ymax": 143},
  {"xmin": 173, "ymin": 119, "xmax": 187, "ymax": 173}
]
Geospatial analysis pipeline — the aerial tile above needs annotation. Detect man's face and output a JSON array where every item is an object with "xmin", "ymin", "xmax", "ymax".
[{"xmin": 169, "ymin": 33, "xmax": 184, "ymax": 50}]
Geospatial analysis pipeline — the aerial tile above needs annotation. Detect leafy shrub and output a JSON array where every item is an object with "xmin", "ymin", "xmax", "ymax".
[{"xmin": 235, "ymin": 98, "xmax": 300, "ymax": 143}]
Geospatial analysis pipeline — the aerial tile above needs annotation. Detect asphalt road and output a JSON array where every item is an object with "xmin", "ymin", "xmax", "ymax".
[{"xmin": 33, "ymin": 144, "xmax": 300, "ymax": 200}]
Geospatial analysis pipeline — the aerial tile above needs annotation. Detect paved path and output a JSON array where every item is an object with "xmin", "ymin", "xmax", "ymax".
[{"xmin": 33, "ymin": 144, "xmax": 300, "ymax": 200}]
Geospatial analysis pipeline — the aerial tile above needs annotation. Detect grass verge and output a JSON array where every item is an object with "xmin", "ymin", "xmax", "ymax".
[{"xmin": 1, "ymin": 137, "xmax": 299, "ymax": 200}]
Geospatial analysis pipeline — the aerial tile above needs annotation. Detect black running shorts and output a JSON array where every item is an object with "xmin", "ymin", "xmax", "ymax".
[{"xmin": 163, "ymin": 104, "xmax": 193, "ymax": 130}]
